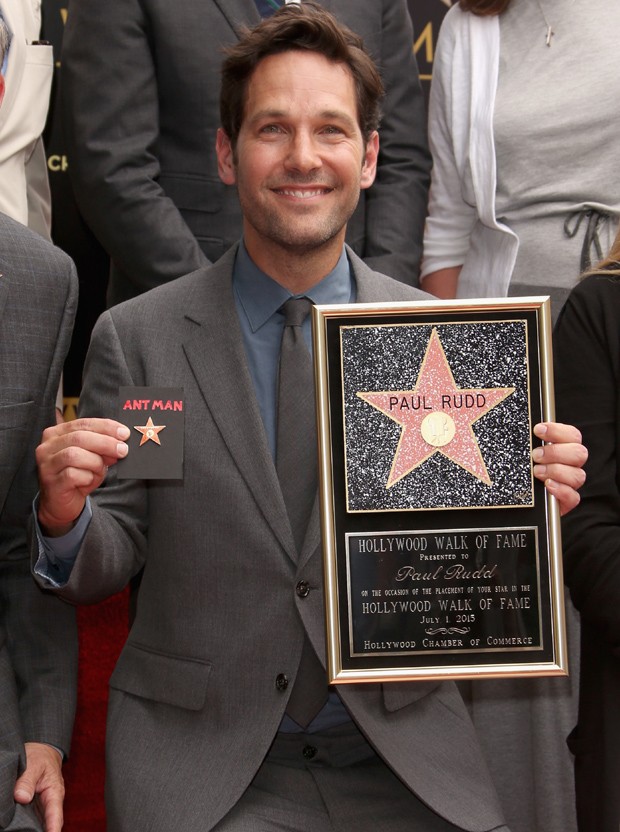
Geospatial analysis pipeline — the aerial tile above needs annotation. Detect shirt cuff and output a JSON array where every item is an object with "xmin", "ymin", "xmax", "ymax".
[{"xmin": 32, "ymin": 496, "xmax": 92, "ymax": 587}]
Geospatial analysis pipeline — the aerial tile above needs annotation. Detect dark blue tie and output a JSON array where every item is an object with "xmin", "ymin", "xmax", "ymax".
[{"xmin": 254, "ymin": 0, "xmax": 283, "ymax": 18}]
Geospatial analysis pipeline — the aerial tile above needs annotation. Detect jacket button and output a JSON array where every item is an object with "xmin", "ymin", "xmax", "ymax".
[
  {"xmin": 302, "ymin": 745, "xmax": 317, "ymax": 760},
  {"xmin": 296, "ymin": 580, "xmax": 310, "ymax": 598},
  {"xmin": 275, "ymin": 673, "xmax": 288, "ymax": 691}
]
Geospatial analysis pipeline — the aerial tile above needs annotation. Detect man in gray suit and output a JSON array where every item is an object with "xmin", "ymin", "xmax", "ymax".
[
  {"xmin": 60, "ymin": 0, "xmax": 430, "ymax": 306},
  {"xmin": 0, "ymin": 26, "xmax": 78, "ymax": 830},
  {"xmin": 0, "ymin": 209, "xmax": 78, "ymax": 832},
  {"xmin": 34, "ymin": 6, "xmax": 586, "ymax": 831}
]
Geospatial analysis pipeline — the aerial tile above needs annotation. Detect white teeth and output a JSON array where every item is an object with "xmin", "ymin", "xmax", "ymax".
[{"xmin": 279, "ymin": 189, "xmax": 325, "ymax": 198}]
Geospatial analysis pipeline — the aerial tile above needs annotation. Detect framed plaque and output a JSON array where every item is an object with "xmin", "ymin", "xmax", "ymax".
[{"xmin": 312, "ymin": 297, "xmax": 567, "ymax": 683}]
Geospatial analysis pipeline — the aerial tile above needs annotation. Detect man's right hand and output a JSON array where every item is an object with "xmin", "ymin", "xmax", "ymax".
[{"xmin": 36, "ymin": 418, "xmax": 130, "ymax": 536}]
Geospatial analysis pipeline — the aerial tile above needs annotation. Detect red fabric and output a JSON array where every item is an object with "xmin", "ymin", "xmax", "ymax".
[{"xmin": 62, "ymin": 590, "xmax": 129, "ymax": 832}]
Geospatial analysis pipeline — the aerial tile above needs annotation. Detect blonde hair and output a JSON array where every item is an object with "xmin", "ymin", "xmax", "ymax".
[{"xmin": 583, "ymin": 226, "xmax": 620, "ymax": 277}]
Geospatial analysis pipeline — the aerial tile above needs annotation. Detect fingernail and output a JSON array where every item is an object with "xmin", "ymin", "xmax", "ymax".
[
  {"xmin": 534, "ymin": 423, "xmax": 548, "ymax": 437},
  {"xmin": 117, "ymin": 443, "xmax": 128, "ymax": 457},
  {"xmin": 14, "ymin": 788, "xmax": 30, "ymax": 801},
  {"xmin": 533, "ymin": 464, "xmax": 547, "ymax": 477},
  {"xmin": 117, "ymin": 426, "xmax": 130, "ymax": 440},
  {"xmin": 532, "ymin": 448, "xmax": 544, "ymax": 462}
]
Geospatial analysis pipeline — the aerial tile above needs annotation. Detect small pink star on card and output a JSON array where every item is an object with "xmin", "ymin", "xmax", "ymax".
[{"xmin": 134, "ymin": 416, "xmax": 166, "ymax": 446}]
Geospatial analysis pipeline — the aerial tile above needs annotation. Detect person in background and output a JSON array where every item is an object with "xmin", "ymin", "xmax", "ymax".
[
  {"xmin": 421, "ymin": 0, "xmax": 620, "ymax": 324},
  {"xmin": 0, "ymin": 3, "xmax": 65, "ymax": 421},
  {"xmin": 32, "ymin": 6, "xmax": 586, "ymax": 831},
  {"xmin": 554, "ymin": 231, "xmax": 620, "ymax": 832},
  {"xmin": 0, "ymin": 19, "xmax": 78, "ymax": 832},
  {"xmin": 416, "ymin": 1, "xmax": 618, "ymax": 828},
  {"xmin": 0, "ymin": 208, "xmax": 78, "ymax": 829},
  {"xmin": 0, "ymin": 0, "xmax": 53, "ymax": 239},
  {"xmin": 60, "ymin": 0, "xmax": 430, "ymax": 307}
]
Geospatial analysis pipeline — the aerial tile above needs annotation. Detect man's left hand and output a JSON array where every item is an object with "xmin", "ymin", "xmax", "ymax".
[
  {"xmin": 14, "ymin": 743, "xmax": 65, "ymax": 832},
  {"xmin": 533, "ymin": 422, "xmax": 588, "ymax": 516}
]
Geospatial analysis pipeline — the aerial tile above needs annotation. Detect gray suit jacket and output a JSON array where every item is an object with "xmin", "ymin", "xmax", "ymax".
[
  {"xmin": 0, "ymin": 213, "xmax": 78, "ymax": 827},
  {"xmin": 60, "ymin": 0, "xmax": 431, "ymax": 305},
  {"xmin": 37, "ymin": 246, "xmax": 506, "ymax": 832}
]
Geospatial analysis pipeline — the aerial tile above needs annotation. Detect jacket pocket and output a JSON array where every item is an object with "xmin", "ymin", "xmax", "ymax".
[
  {"xmin": 110, "ymin": 641, "xmax": 212, "ymax": 711},
  {"xmin": 0, "ymin": 401, "xmax": 35, "ymax": 431}
]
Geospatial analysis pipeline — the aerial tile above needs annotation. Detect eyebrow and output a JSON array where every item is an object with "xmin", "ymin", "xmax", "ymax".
[{"xmin": 247, "ymin": 108, "xmax": 359, "ymax": 131}]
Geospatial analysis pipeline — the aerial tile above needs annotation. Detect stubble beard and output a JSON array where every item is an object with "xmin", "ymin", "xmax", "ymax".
[{"xmin": 239, "ymin": 179, "xmax": 360, "ymax": 258}]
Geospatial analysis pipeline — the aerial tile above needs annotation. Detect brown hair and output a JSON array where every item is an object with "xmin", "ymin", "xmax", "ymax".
[
  {"xmin": 458, "ymin": 0, "xmax": 511, "ymax": 16},
  {"xmin": 220, "ymin": 1, "xmax": 384, "ymax": 147}
]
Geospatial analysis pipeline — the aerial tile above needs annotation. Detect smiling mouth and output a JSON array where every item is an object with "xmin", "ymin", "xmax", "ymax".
[{"xmin": 273, "ymin": 187, "xmax": 332, "ymax": 198}]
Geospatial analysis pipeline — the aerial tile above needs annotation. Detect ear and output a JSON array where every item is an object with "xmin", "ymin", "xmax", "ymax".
[
  {"xmin": 360, "ymin": 131, "xmax": 379, "ymax": 191},
  {"xmin": 216, "ymin": 128, "xmax": 236, "ymax": 185}
]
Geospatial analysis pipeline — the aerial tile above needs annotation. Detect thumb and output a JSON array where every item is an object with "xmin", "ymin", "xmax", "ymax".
[{"xmin": 14, "ymin": 767, "xmax": 37, "ymax": 803}]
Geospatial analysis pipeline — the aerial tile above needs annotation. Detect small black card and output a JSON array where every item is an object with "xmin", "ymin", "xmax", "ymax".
[{"xmin": 116, "ymin": 387, "xmax": 184, "ymax": 479}]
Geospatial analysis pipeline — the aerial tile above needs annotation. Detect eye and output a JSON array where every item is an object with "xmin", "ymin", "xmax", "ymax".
[
  {"xmin": 260, "ymin": 124, "xmax": 284, "ymax": 135},
  {"xmin": 321, "ymin": 125, "xmax": 344, "ymax": 135}
]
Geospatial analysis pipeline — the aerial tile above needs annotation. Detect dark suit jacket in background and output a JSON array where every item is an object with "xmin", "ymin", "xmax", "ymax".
[
  {"xmin": 35, "ymin": 247, "xmax": 506, "ymax": 832},
  {"xmin": 0, "ymin": 212, "xmax": 78, "ymax": 828},
  {"xmin": 555, "ymin": 273, "xmax": 620, "ymax": 832},
  {"xmin": 60, "ymin": 0, "xmax": 431, "ymax": 305}
]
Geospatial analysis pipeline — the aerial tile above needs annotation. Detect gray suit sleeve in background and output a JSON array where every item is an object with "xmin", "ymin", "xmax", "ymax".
[{"xmin": 60, "ymin": 0, "xmax": 430, "ymax": 301}]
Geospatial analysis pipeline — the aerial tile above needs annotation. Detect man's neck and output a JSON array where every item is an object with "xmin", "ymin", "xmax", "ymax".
[{"xmin": 243, "ymin": 236, "xmax": 346, "ymax": 294}]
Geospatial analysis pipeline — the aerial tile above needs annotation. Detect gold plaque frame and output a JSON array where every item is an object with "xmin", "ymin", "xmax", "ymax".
[{"xmin": 312, "ymin": 297, "xmax": 567, "ymax": 684}]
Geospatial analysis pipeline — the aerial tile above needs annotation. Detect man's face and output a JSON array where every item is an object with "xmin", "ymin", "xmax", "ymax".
[{"xmin": 217, "ymin": 50, "xmax": 378, "ymax": 266}]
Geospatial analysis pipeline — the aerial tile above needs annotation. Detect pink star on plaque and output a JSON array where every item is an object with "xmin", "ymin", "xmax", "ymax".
[{"xmin": 357, "ymin": 328, "xmax": 515, "ymax": 488}]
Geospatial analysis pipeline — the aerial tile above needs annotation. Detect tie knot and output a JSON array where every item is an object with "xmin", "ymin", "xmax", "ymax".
[{"xmin": 281, "ymin": 296, "xmax": 313, "ymax": 328}]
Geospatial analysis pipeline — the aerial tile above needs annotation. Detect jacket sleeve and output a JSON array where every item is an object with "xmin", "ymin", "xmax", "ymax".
[
  {"xmin": 34, "ymin": 310, "xmax": 150, "ymax": 606},
  {"xmin": 4, "ymin": 248, "xmax": 78, "ymax": 753},
  {"xmin": 420, "ymin": 7, "xmax": 479, "ymax": 280},
  {"xmin": 60, "ymin": 0, "xmax": 209, "ymax": 295},
  {"xmin": 360, "ymin": 0, "xmax": 431, "ymax": 286},
  {"xmin": 554, "ymin": 275, "xmax": 620, "ymax": 652}
]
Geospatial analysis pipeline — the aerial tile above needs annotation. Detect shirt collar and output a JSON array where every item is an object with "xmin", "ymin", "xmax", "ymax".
[{"xmin": 233, "ymin": 240, "xmax": 353, "ymax": 334}]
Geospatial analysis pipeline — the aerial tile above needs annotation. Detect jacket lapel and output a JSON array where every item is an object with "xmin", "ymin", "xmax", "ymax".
[
  {"xmin": 184, "ymin": 248, "xmax": 390, "ymax": 571},
  {"xmin": 181, "ymin": 248, "xmax": 297, "ymax": 563}
]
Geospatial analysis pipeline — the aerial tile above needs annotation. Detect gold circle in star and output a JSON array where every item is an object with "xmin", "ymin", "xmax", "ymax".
[{"xmin": 421, "ymin": 412, "xmax": 456, "ymax": 448}]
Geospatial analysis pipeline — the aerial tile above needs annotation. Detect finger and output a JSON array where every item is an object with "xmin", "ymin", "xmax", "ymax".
[
  {"xmin": 38, "ymin": 421, "xmax": 130, "ymax": 465},
  {"xmin": 41, "ymin": 417, "xmax": 130, "ymax": 443},
  {"xmin": 532, "ymin": 442, "xmax": 588, "ymax": 470},
  {"xmin": 16, "ymin": 745, "xmax": 65, "ymax": 832},
  {"xmin": 14, "ymin": 768, "xmax": 37, "ymax": 803},
  {"xmin": 38, "ymin": 436, "xmax": 127, "ymax": 480},
  {"xmin": 543, "ymin": 479, "xmax": 581, "ymax": 516},
  {"xmin": 533, "ymin": 421, "xmax": 583, "ymax": 445},
  {"xmin": 534, "ymin": 461, "xmax": 587, "ymax": 492},
  {"xmin": 38, "ymin": 785, "xmax": 64, "ymax": 832}
]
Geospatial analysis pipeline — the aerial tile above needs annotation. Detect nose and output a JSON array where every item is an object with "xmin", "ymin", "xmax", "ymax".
[{"xmin": 284, "ymin": 130, "xmax": 322, "ymax": 174}]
